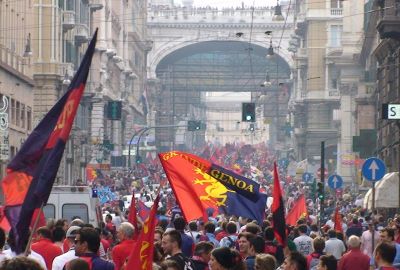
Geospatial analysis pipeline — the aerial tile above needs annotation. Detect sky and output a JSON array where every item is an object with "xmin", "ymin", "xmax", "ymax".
[{"xmin": 176, "ymin": 0, "xmax": 277, "ymax": 8}]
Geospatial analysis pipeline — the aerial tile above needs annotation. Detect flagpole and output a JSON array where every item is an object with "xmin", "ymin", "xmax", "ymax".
[{"xmin": 24, "ymin": 202, "xmax": 45, "ymax": 256}]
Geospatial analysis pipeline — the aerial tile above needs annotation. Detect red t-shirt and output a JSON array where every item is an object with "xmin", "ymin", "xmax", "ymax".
[
  {"xmin": 112, "ymin": 239, "xmax": 136, "ymax": 270},
  {"xmin": 31, "ymin": 238, "xmax": 63, "ymax": 270}
]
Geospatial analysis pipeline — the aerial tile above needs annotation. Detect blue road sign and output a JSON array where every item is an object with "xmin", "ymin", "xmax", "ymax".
[
  {"xmin": 362, "ymin": 157, "xmax": 386, "ymax": 182},
  {"xmin": 302, "ymin": 172, "xmax": 313, "ymax": 183},
  {"xmin": 328, "ymin": 174, "xmax": 343, "ymax": 189}
]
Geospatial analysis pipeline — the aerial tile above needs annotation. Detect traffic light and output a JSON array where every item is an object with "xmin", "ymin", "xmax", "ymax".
[
  {"xmin": 136, "ymin": 155, "xmax": 142, "ymax": 164},
  {"xmin": 107, "ymin": 101, "xmax": 122, "ymax": 120},
  {"xmin": 188, "ymin": 120, "xmax": 201, "ymax": 131},
  {"xmin": 242, "ymin": 102, "xmax": 256, "ymax": 122},
  {"xmin": 317, "ymin": 182, "xmax": 324, "ymax": 200},
  {"xmin": 249, "ymin": 123, "xmax": 255, "ymax": 132}
]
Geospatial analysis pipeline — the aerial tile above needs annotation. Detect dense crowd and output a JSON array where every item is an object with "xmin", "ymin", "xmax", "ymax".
[{"xmin": 0, "ymin": 143, "xmax": 399, "ymax": 270}]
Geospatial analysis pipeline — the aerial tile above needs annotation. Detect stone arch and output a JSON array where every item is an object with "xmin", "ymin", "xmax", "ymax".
[{"xmin": 148, "ymin": 36, "xmax": 293, "ymax": 79}]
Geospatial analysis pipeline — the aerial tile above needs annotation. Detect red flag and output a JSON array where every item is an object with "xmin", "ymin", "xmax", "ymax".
[
  {"xmin": 1, "ymin": 29, "xmax": 98, "ymax": 254},
  {"xmin": 271, "ymin": 162, "xmax": 287, "ymax": 246},
  {"xmin": 334, "ymin": 207, "xmax": 343, "ymax": 233},
  {"xmin": 286, "ymin": 195, "xmax": 308, "ymax": 226},
  {"xmin": 127, "ymin": 193, "xmax": 138, "ymax": 234},
  {"xmin": 158, "ymin": 152, "xmax": 215, "ymax": 222},
  {"xmin": 125, "ymin": 194, "xmax": 160, "ymax": 270},
  {"xmin": 86, "ymin": 165, "xmax": 97, "ymax": 182}
]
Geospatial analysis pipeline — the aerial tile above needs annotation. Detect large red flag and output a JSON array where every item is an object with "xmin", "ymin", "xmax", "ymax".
[
  {"xmin": 2, "ymin": 30, "xmax": 97, "ymax": 253},
  {"xmin": 286, "ymin": 195, "xmax": 308, "ymax": 226},
  {"xmin": 334, "ymin": 207, "xmax": 343, "ymax": 233},
  {"xmin": 125, "ymin": 194, "xmax": 160, "ymax": 270},
  {"xmin": 158, "ymin": 152, "xmax": 216, "ymax": 222},
  {"xmin": 271, "ymin": 162, "xmax": 287, "ymax": 246}
]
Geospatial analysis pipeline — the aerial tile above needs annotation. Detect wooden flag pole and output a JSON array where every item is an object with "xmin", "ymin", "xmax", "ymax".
[{"xmin": 24, "ymin": 202, "xmax": 45, "ymax": 256}]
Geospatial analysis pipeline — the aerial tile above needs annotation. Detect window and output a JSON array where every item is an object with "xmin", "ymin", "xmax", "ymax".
[
  {"xmin": 11, "ymin": 99, "xmax": 15, "ymax": 125},
  {"xmin": 21, "ymin": 104, "xmax": 25, "ymax": 129},
  {"xmin": 331, "ymin": 0, "xmax": 343, "ymax": 9},
  {"xmin": 62, "ymin": 204, "xmax": 89, "ymax": 223},
  {"xmin": 43, "ymin": 204, "xmax": 55, "ymax": 219},
  {"xmin": 16, "ymin": 101, "xmax": 20, "ymax": 126},
  {"xmin": 27, "ymin": 107, "xmax": 32, "ymax": 130},
  {"xmin": 329, "ymin": 65, "xmax": 339, "ymax": 89},
  {"xmin": 330, "ymin": 25, "xmax": 342, "ymax": 47}
]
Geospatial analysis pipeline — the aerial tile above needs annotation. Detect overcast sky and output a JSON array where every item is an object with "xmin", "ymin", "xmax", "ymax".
[{"xmin": 176, "ymin": 0, "xmax": 277, "ymax": 8}]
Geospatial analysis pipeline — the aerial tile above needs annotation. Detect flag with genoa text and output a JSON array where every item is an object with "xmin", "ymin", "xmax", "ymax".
[
  {"xmin": 1, "ymin": 29, "xmax": 98, "ymax": 254},
  {"xmin": 159, "ymin": 151, "xmax": 267, "ymax": 223}
]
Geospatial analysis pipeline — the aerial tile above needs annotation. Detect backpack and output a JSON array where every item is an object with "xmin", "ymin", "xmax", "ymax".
[{"xmin": 226, "ymin": 236, "xmax": 236, "ymax": 248}]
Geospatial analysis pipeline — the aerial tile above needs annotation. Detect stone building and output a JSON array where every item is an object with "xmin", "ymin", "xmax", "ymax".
[{"xmin": 290, "ymin": 0, "xmax": 368, "ymax": 185}]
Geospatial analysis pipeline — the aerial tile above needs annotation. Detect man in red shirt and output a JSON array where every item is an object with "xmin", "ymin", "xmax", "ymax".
[
  {"xmin": 31, "ymin": 226, "xmax": 63, "ymax": 270},
  {"xmin": 112, "ymin": 222, "xmax": 136, "ymax": 270},
  {"xmin": 338, "ymin": 235, "xmax": 370, "ymax": 270}
]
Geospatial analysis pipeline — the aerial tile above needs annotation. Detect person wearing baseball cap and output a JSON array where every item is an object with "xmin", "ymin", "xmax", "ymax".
[{"xmin": 52, "ymin": 226, "xmax": 81, "ymax": 270}]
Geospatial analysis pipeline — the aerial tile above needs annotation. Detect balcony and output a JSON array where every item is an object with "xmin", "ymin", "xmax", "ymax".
[
  {"xmin": 377, "ymin": 15, "xmax": 400, "ymax": 40},
  {"xmin": 62, "ymin": 10, "xmax": 75, "ymax": 31},
  {"xmin": 74, "ymin": 24, "xmax": 89, "ymax": 45},
  {"xmin": 330, "ymin": 8, "xmax": 343, "ymax": 16},
  {"xmin": 89, "ymin": 0, "xmax": 104, "ymax": 11}
]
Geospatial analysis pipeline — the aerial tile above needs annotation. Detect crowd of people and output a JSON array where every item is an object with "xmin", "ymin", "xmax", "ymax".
[
  {"xmin": 0, "ymin": 208, "xmax": 400, "ymax": 270},
  {"xmin": 0, "ymin": 143, "xmax": 399, "ymax": 270}
]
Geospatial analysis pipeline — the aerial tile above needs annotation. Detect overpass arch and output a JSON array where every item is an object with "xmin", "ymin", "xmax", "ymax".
[{"xmin": 149, "ymin": 36, "xmax": 293, "ymax": 80}]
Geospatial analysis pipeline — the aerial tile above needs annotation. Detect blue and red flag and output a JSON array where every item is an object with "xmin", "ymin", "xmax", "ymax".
[
  {"xmin": 1, "ymin": 29, "xmax": 98, "ymax": 254},
  {"xmin": 137, "ymin": 200, "xmax": 151, "ymax": 222},
  {"xmin": 159, "ymin": 151, "xmax": 266, "ymax": 223},
  {"xmin": 271, "ymin": 162, "xmax": 287, "ymax": 246}
]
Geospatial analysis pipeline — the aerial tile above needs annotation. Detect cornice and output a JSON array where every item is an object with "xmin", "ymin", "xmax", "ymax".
[{"xmin": 147, "ymin": 22, "xmax": 293, "ymax": 29}]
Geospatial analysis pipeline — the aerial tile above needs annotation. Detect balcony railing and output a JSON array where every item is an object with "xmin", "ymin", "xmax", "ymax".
[{"xmin": 330, "ymin": 8, "xmax": 343, "ymax": 16}]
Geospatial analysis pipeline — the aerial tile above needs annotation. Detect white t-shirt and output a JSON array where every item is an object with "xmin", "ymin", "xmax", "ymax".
[
  {"xmin": 324, "ymin": 238, "xmax": 346, "ymax": 259},
  {"xmin": 294, "ymin": 235, "xmax": 313, "ymax": 255},
  {"xmin": 3, "ymin": 249, "xmax": 47, "ymax": 270},
  {"xmin": 361, "ymin": 230, "xmax": 380, "ymax": 257},
  {"xmin": 51, "ymin": 248, "xmax": 78, "ymax": 270}
]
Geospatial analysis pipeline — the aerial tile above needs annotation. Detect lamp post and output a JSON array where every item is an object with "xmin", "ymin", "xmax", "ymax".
[{"xmin": 127, "ymin": 129, "xmax": 143, "ymax": 169}]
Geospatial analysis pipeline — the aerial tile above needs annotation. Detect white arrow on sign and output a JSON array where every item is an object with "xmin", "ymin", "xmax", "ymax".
[
  {"xmin": 332, "ymin": 176, "xmax": 338, "ymax": 188},
  {"xmin": 369, "ymin": 160, "xmax": 379, "ymax": 180}
]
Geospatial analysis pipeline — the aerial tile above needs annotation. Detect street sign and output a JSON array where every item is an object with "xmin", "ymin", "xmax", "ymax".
[
  {"xmin": 362, "ymin": 157, "xmax": 386, "ymax": 181},
  {"xmin": 382, "ymin": 103, "xmax": 400, "ymax": 119},
  {"xmin": 327, "ymin": 174, "xmax": 343, "ymax": 189},
  {"xmin": 302, "ymin": 172, "xmax": 313, "ymax": 183}
]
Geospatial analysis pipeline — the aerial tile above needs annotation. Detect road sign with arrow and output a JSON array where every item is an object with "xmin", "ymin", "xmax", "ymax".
[
  {"xmin": 327, "ymin": 174, "xmax": 343, "ymax": 189},
  {"xmin": 362, "ymin": 157, "xmax": 386, "ymax": 182}
]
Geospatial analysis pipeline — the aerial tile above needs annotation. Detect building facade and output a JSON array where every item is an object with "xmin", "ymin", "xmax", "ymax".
[
  {"xmin": 0, "ymin": 0, "xmax": 150, "ymax": 184},
  {"xmin": 0, "ymin": 0, "xmax": 35, "ymax": 179},
  {"xmin": 290, "ymin": 0, "xmax": 366, "ymax": 185},
  {"xmin": 372, "ymin": 0, "xmax": 400, "ymax": 173}
]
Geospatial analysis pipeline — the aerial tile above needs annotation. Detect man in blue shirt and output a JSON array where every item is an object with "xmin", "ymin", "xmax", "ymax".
[
  {"xmin": 380, "ymin": 227, "xmax": 400, "ymax": 265},
  {"xmin": 173, "ymin": 217, "xmax": 194, "ymax": 257}
]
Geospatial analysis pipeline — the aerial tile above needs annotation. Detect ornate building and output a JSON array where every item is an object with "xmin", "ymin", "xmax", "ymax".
[
  {"xmin": 290, "ymin": 0, "xmax": 367, "ymax": 185},
  {"xmin": 0, "ymin": 0, "xmax": 35, "ymax": 180}
]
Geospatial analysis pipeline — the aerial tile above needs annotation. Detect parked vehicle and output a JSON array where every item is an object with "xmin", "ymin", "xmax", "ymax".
[{"xmin": 44, "ymin": 186, "xmax": 100, "ymax": 226}]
